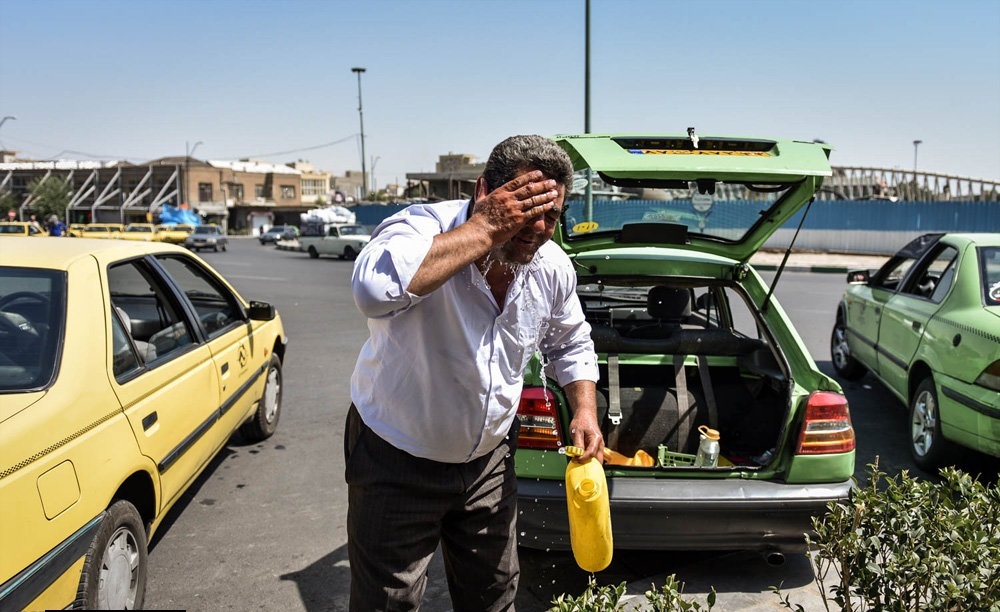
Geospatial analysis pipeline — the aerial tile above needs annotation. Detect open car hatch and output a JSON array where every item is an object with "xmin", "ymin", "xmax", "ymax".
[{"xmin": 554, "ymin": 133, "xmax": 833, "ymax": 262}]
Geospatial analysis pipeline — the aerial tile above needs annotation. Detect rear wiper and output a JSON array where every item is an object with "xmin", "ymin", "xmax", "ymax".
[{"xmin": 761, "ymin": 197, "xmax": 814, "ymax": 315}]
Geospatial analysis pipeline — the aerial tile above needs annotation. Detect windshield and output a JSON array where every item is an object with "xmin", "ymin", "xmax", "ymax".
[
  {"xmin": 127, "ymin": 226, "xmax": 152, "ymax": 233},
  {"xmin": 0, "ymin": 267, "xmax": 66, "ymax": 391},
  {"xmin": 980, "ymin": 247, "xmax": 1000, "ymax": 306},
  {"xmin": 0, "ymin": 225, "xmax": 25, "ymax": 234},
  {"xmin": 340, "ymin": 225, "xmax": 366, "ymax": 236},
  {"xmin": 562, "ymin": 174, "xmax": 793, "ymax": 242}
]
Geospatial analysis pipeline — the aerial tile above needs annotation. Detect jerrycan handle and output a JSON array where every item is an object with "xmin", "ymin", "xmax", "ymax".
[{"xmin": 564, "ymin": 446, "xmax": 584, "ymax": 458}]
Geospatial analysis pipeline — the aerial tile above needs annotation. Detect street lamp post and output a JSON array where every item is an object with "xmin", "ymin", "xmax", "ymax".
[
  {"xmin": 912, "ymin": 140, "xmax": 922, "ymax": 173},
  {"xmin": 352, "ymin": 67, "xmax": 367, "ymax": 201}
]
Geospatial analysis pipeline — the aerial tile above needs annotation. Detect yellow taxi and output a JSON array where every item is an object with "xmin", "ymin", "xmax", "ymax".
[
  {"xmin": 120, "ymin": 223, "xmax": 160, "ymax": 242},
  {"xmin": 0, "ymin": 222, "xmax": 45, "ymax": 237},
  {"xmin": 0, "ymin": 239, "xmax": 287, "ymax": 610},
  {"xmin": 155, "ymin": 223, "xmax": 195, "ymax": 245},
  {"xmin": 82, "ymin": 223, "xmax": 126, "ymax": 239},
  {"xmin": 67, "ymin": 223, "xmax": 88, "ymax": 238}
]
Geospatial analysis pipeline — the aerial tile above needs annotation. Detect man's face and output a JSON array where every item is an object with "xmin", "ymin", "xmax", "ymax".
[{"xmin": 497, "ymin": 178, "xmax": 565, "ymax": 265}]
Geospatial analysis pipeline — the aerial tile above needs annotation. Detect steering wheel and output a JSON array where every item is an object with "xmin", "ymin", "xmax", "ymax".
[{"xmin": 0, "ymin": 291, "xmax": 49, "ymax": 310}]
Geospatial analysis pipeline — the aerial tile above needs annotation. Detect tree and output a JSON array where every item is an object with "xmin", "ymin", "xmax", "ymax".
[{"xmin": 26, "ymin": 176, "xmax": 71, "ymax": 222}]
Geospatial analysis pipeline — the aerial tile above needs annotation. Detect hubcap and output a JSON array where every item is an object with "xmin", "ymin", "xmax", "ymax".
[
  {"xmin": 263, "ymin": 366, "xmax": 280, "ymax": 423},
  {"xmin": 832, "ymin": 323, "xmax": 851, "ymax": 368},
  {"xmin": 911, "ymin": 389, "xmax": 936, "ymax": 457},
  {"xmin": 98, "ymin": 527, "xmax": 139, "ymax": 609}
]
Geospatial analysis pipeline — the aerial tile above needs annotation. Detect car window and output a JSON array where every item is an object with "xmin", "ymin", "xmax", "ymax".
[
  {"xmin": 0, "ymin": 267, "xmax": 65, "ymax": 391},
  {"xmin": 900, "ymin": 245, "xmax": 958, "ymax": 302},
  {"xmin": 980, "ymin": 246, "xmax": 1000, "ymax": 306},
  {"xmin": 155, "ymin": 255, "xmax": 244, "ymax": 338},
  {"xmin": 108, "ymin": 259, "xmax": 193, "ymax": 367},
  {"xmin": 872, "ymin": 256, "xmax": 918, "ymax": 291}
]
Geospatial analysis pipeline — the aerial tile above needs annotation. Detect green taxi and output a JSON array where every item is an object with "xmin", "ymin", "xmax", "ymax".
[
  {"xmin": 832, "ymin": 232, "xmax": 1000, "ymax": 470},
  {"xmin": 515, "ymin": 133, "xmax": 855, "ymax": 555}
]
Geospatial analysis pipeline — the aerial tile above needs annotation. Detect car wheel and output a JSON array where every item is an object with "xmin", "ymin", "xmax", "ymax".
[
  {"xmin": 308, "ymin": 246, "xmax": 319, "ymax": 259},
  {"xmin": 343, "ymin": 246, "xmax": 356, "ymax": 260},
  {"xmin": 221, "ymin": 243, "xmax": 228, "ymax": 252},
  {"xmin": 910, "ymin": 377, "xmax": 951, "ymax": 471},
  {"xmin": 240, "ymin": 353, "xmax": 282, "ymax": 441},
  {"xmin": 831, "ymin": 312, "xmax": 866, "ymax": 380},
  {"xmin": 74, "ymin": 500, "xmax": 148, "ymax": 610}
]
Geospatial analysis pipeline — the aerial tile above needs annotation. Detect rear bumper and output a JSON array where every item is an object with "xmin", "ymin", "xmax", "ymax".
[{"xmin": 516, "ymin": 476, "xmax": 852, "ymax": 553}]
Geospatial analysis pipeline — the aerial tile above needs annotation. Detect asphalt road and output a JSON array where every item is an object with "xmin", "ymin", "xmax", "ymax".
[{"xmin": 142, "ymin": 238, "xmax": 993, "ymax": 612}]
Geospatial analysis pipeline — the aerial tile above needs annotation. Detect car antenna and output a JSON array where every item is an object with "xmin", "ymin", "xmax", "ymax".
[{"xmin": 761, "ymin": 196, "xmax": 814, "ymax": 315}]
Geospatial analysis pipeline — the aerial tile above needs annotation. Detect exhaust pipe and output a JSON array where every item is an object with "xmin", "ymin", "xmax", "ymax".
[{"xmin": 763, "ymin": 549, "xmax": 785, "ymax": 567}]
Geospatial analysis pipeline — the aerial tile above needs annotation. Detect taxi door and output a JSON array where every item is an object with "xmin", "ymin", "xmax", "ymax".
[
  {"xmin": 152, "ymin": 255, "xmax": 264, "ymax": 435},
  {"xmin": 107, "ymin": 258, "xmax": 222, "ymax": 508},
  {"xmin": 876, "ymin": 244, "xmax": 958, "ymax": 394}
]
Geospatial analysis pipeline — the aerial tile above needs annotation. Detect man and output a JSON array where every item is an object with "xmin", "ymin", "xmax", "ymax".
[
  {"xmin": 48, "ymin": 215, "xmax": 67, "ymax": 237},
  {"xmin": 346, "ymin": 135, "xmax": 603, "ymax": 611}
]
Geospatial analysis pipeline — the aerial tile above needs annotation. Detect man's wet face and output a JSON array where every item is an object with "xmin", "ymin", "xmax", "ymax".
[{"xmin": 497, "ymin": 182, "xmax": 565, "ymax": 265}]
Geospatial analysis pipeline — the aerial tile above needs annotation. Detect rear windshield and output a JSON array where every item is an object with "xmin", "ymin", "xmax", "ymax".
[
  {"xmin": 0, "ymin": 267, "xmax": 66, "ymax": 391},
  {"xmin": 0, "ymin": 225, "xmax": 25, "ymax": 234},
  {"xmin": 980, "ymin": 247, "xmax": 1000, "ymax": 306},
  {"xmin": 563, "ymin": 173, "xmax": 793, "ymax": 243}
]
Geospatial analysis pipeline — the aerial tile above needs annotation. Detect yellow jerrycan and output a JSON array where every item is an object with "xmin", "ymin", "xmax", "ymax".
[{"xmin": 563, "ymin": 446, "xmax": 613, "ymax": 572}]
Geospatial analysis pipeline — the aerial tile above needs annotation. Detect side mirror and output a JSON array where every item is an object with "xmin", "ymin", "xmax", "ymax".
[
  {"xmin": 248, "ymin": 300, "xmax": 276, "ymax": 321},
  {"xmin": 847, "ymin": 269, "xmax": 871, "ymax": 285}
]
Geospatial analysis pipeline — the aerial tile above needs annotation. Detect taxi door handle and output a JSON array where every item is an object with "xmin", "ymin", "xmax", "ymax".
[
  {"xmin": 221, "ymin": 362, "xmax": 229, "ymax": 374},
  {"xmin": 912, "ymin": 321, "xmax": 921, "ymax": 332}
]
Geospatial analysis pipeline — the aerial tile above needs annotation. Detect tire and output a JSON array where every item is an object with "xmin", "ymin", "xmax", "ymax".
[
  {"xmin": 910, "ymin": 377, "xmax": 950, "ymax": 471},
  {"xmin": 221, "ymin": 243, "xmax": 227, "ymax": 252},
  {"xmin": 343, "ymin": 246, "xmax": 356, "ymax": 260},
  {"xmin": 240, "ymin": 353, "xmax": 282, "ymax": 441},
  {"xmin": 831, "ymin": 311, "xmax": 866, "ymax": 380},
  {"xmin": 74, "ymin": 500, "xmax": 148, "ymax": 610},
  {"xmin": 308, "ymin": 246, "xmax": 319, "ymax": 259},
  {"xmin": 214, "ymin": 245, "xmax": 219, "ymax": 252}
]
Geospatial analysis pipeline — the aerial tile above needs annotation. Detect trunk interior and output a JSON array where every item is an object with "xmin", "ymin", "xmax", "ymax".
[{"xmin": 578, "ymin": 280, "xmax": 792, "ymax": 470}]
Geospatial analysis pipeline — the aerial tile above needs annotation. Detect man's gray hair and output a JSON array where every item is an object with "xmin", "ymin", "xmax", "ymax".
[{"xmin": 482, "ymin": 135, "xmax": 574, "ymax": 193}]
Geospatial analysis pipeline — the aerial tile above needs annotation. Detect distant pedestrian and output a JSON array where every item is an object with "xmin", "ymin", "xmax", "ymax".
[
  {"xmin": 28, "ymin": 214, "xmax": 42, "ymax": 232},
  {"xmin": 48, "ymin": 217, "xmax": 67, "ymax": 237}
]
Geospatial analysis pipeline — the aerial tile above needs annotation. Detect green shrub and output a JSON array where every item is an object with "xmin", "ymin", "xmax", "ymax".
[{"xmin": 778, "ymin": 461, "xmax": 1000, "ymax": 611}]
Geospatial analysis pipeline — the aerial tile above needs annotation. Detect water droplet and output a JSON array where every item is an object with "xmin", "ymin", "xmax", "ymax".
[{"xmin": 520, "ymin": 531, "xmax": 526, "ymax": 537}]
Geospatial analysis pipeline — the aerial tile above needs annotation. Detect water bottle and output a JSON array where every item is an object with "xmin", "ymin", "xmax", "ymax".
[
  {"xmin": 564, "ymin": 446, "xmax": 613, "ymax": 572},
  {"xmin": 694, "ymin": 425, "xmax": 720, "ymax": 467}
]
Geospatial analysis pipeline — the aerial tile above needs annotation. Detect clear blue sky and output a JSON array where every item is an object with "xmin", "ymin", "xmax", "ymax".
[{"xmin": 2, "ymin": 0, "xmax": 998, "ymax": 186}]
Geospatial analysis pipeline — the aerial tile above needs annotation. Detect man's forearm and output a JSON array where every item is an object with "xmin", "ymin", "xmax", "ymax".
[{"xmin": 406, "ymin": 220, "xmax": 493, "ymax": 296}]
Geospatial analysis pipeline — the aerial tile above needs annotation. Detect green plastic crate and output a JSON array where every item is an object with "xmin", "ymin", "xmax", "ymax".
[{"xmin": 658, "ymin": 447, "xmax": 696, "ymax": 467}]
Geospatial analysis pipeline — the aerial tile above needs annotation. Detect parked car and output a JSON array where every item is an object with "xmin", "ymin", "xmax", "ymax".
[
  {"xmin": 67, "ymin": 223, "xmax": 88, "ymax": 237},
  {"xmin": 120, "ymin": 223, "xmax": 160, "ymax": 242},
  {"xmin": 83, "ymin": 223, "xmax": 126, "ymax": 239},
  {"xmin": 258, "ymin": 225, "xmax": 299, "ymax": 245},
  {"xmin": 0, "ymin": 222, "xmax": 45, "ymax": 237},
  {"xmin": 514, "ymin": 133, "xmax": 855, "ymax": 556},
  {"xmin": 156, "ymin": 223, "xmax": 195, "ymax": 245},
  {"xmin": 184, "ymin": 224, "xmax": 229, "ymax": 252},
  {"xmin": 831, "ymin": 232, "xmax": 1000, "ymax": 470},
  {"xmin": 298, "ymin": 223, "xmax": 370, "ymax": 259},
  {"xmin": 0, "ymin": 238, "xmax": 286, "ymax": 610}
]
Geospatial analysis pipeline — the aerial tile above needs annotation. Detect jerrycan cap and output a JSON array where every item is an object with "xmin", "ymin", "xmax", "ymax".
[
  {"xmin": 564, "ymin": 446, "xmax": 585, "ymax": 458},
  {"xmin": 698, "ymin": 425, "xmax": 720, "ymax": 440}
]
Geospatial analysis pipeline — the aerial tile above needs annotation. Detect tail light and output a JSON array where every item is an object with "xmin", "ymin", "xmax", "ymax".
[
  {"xmin": 796, "ymin": 391, "xmax": 856, "ymax": 455},
  {"xmin": 516, "ymin": 386, "xmax": 563, "ymax": 450}
]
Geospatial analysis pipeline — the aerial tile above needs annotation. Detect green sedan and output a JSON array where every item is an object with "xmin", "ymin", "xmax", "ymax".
[{"xmin": 832, "ymin": 233, "xmax": 1000, "ymax": 470}]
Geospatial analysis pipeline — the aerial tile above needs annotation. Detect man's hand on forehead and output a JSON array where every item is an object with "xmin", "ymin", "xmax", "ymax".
[{"xmin": 471, "ymin": 169, "xmax": 562, "ymax": 247}]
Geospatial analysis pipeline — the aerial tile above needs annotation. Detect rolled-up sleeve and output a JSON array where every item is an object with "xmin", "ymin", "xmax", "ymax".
[{"xmin": 351, "ymin": 216, "xmax": 437, "ymax": 319}]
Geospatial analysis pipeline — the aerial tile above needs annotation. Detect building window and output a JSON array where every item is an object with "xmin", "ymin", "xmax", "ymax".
[
  {"xmin": 198, "ymin": 183, "xmax": 213, "ymax": 202},
  {"xmin": 280, "ymin": 185, "xmax": 296, "ymax": 199},
  {"xmin": 302, "ymin": 178, "xmax": 326, "ymax": 196},
  {"xmin": 255, "ymin": 184, "xmax": 265, "ymax": 199},
  {"xmin": 230, "ymin": 183, "xmax": 244, "ymax": 201}
]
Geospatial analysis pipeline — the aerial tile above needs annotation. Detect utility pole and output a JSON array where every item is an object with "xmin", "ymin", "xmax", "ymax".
[
  {"xmin": 352, "ymin": 67, "xmax": 367, "ymax": 201},
  {"xmin": 912, "ymin": 139, "xmax": 922, "ymax": 173},
  {"xmin": 584, "ymin": 0, "xmax": 593, "ymax": 221}
]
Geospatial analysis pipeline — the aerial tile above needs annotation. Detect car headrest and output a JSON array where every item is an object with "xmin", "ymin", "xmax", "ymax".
[{"xmin": 646, "ymin": 286, "xmax": 690, "ymax": 321}]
